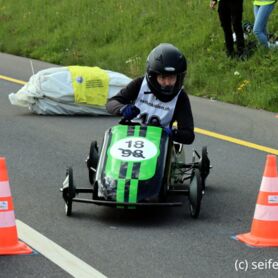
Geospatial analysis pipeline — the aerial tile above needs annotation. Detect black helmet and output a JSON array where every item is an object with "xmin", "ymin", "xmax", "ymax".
[{"xmin": 146, "ymin": 43, "xmax": 187, "ymax": 102}]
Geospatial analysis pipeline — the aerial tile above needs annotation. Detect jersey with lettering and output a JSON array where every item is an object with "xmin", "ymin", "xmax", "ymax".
[
  {"xmin": 134, "ymin": 77, "xmax": 180, "ymax": 127},
  {"xmin": 106, "ymin": 76, "xmax": 195, "ymax": 144}
]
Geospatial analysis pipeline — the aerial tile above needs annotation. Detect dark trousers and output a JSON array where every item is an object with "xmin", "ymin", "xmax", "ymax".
[{"xmin": 218, "ymin": 0, "xmax": 245, "ymax": 55}]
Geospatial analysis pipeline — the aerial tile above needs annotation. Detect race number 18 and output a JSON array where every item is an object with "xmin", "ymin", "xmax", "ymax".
[
  {"xmin": 118, "ymin": 140, "xmax": 145, "ymax": 158},
  {"xmin": 110, "ymin": 137, "xmax": 158, "ymax": 162}
]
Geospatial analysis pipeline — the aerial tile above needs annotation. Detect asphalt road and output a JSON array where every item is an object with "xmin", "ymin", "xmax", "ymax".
[{"xmin": 1, "ymin": 53, "xmax": 278, "ymax": 278}]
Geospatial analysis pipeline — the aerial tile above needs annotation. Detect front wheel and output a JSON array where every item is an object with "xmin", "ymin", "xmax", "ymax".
[
  {"xmin": 65, "ymin": 200, "xmax": 72, "ymax": 216},
  {"xmin": 199, "ymin": 146, "xmax": 210, "ymax": 191},
  {"xmin": 188, "ymin": 169, "xmax": 202, "ymax": 218},
  {"xmin": 62, "ymin": 167, "xmax": 76, "ymax": 216}
]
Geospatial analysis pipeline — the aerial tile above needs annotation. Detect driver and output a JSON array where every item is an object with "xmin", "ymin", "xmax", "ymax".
[{"xmin": 106, "ymin": 43, "xmax": 195, "ymax": 145}]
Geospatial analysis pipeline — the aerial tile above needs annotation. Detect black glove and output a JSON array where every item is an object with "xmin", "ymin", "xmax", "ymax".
[{"xmin": 121, "ymin": 105, "xmax": 140, "ymax": 120}]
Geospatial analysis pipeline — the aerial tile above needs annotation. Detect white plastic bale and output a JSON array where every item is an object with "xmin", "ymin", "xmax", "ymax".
[{"xmin": 9, "ymin": 67, "xmax": 132, "ymax": 115}]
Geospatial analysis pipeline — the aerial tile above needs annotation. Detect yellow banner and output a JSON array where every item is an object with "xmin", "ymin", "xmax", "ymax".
[{"xmin": 68, "ymin": 66, "xmax": 109, "ymax": 106}]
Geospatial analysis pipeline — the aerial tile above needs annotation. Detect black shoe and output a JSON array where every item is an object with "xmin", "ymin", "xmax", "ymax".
[
  {"xmin": 237, "ymin": 51, "xmax": 248, "ymax": 61},
  {"xmin": 226, "ymin": 51, "xmax": 236, "ymax": 59}
]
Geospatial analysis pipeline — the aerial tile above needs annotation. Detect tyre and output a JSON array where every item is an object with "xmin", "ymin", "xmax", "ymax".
[
  {"xmin": 87, "ymin": 141, "xmax": 99, "ymax": 185},
  {"xmin": 65, "ymin": 199, "xmax": 72, "ymax": 216},
  {"xmin": 188, "ymin": 168, "xmax": 202, "ymax": 218},
  {"xmin": 62, "ymin": 167, "xmax": 75, "ymax": 216},
  {"xmin": 199, "ymin": 146, "xmax": 210, "ymax": 191},
  {"xmin": 93, "ymin": 181, "xmax": 99, "ymax": 200}
]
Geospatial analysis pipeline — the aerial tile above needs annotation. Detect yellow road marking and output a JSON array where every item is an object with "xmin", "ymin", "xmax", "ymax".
[
  {"xmin": 0, "ymin": 74, "xmax": 26, "ymax": 85},
  {"xmin": 1, "ymin": 74, "xmax": 278, "ymax": 155},
  {"xmin": 195, "ymin": 128, "xmax": 278, "ymax": 155}
]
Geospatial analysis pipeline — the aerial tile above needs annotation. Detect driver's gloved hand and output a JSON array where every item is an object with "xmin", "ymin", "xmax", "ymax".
[
  {"xmin": 121, "ymin": 104, "xmax": 140, "ymax": 120},
  {"xmin": 164, "ymin": 127, "xmax": 173, "ymax": 136}
]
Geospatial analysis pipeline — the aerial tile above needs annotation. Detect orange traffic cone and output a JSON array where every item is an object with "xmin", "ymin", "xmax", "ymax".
[
  {"xmin": 0, "ymin": 157, "xmax": 32, "ymax": 255},
  {"xmin": 237, "ymin": 154, "xmax": 278, "ymax": 247}
]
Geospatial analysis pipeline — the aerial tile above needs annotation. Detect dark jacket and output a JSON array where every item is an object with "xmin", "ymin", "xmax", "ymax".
[{"xmin": 106, "ymin": 76, "xmax": 195, "ymax": 144}]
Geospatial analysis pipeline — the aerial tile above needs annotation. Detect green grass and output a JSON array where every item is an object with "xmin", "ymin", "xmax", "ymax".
[{"xmin": 0, "ymin": 0, "xmax": 277, "ymax": 112}]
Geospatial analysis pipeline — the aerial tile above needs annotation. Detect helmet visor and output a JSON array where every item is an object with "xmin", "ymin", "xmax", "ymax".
[{"xmin": 157, "ymin": 74, "xmax": 177, "ymax": 96}]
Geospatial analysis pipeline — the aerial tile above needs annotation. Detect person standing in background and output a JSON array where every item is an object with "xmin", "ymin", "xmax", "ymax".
[
  {"xmin": 253, "ymin": 0, "xmax": 277, "ymax": 48},
  {"xmin": 210, "ymin": 0, "xmax": 245, "ymax": 58}
]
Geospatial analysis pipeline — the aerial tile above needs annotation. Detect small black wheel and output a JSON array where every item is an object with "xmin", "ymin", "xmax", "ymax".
[
  {"xmin": 188, "ymin": 169, "xmax": 202, "ymax": 218},
  {"xmin": 65, "ymin": 199, "xmax": 72, "ymax": 216},
  {"xmin": 62, "ymin": 167, "xmax": 75, "ymax": 216},
  {"xmin": 199, "ymin": 146, "xmax": 210, "ymax": 190},
  {"xmin": 93, "ymin": 181, "xmax": 99, "ymax": 200},
  {"xmin": 87, "ymin": 141, "xmax": 99, "ymax": 185}
]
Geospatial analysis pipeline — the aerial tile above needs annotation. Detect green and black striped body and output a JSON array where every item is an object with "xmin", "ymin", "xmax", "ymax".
[{"xmin": 96, "ymin": 124, "xmax": 169, "ymax": 204}]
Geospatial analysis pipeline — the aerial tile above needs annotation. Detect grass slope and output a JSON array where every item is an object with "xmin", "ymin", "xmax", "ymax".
[{"xmin": 0, "ymin": 0, "xmax": 277, "ymax": 111}]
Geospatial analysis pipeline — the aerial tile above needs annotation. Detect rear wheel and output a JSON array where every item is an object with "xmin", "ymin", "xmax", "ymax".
[
  {"xmin": 87, "ymin": 141, "xmax": 99, "ymax": 185},
  {"xmin": 93, "ymin": 182, "xmax": 99, "ymax": 200},
  {"xmin": 188, "ymin": 169, "xmax": 202, "ymax": 218}
]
